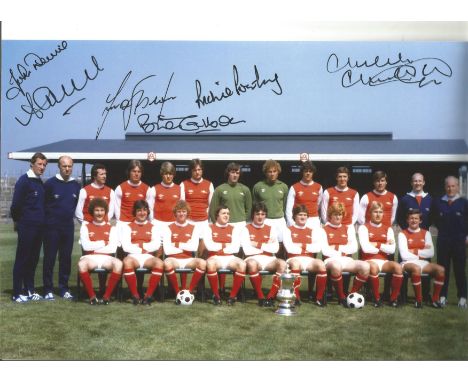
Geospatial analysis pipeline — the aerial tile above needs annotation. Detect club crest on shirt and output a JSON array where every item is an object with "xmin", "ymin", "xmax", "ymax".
[
  {"xmin": 213, "ymin": 232, "xmax": 219, "ymax": 238},
  {"xmin": 369, "ymin": 232, "xmax": 375, "ymax": 238},
  {"xmin": 292, "ymin": 233, "xmax": 299, "ymax": 238},
  {"xmin": 124, "ymin": 192, "xmax": 131, "ymax": 198},
  {"xmin": 158, "ymin": 194, "xmax": 165, "ymax": 200},
  {"xmin": 278, "ymin": 190, "xmax": 283, "ymax": 194},
  {"xmin": 297, "ymin": 191, "xmax": 304, "ymax": 197},
  {"xmin": 54, "ymin": 194, "xmax": 60, "ymax": 199},
  {"xmin": 332, "ymin": 197, "xmax": 338, "ymax": 202},
  {"xmin": 385, "ymin": 202, "xmax": 392, "ymax": 205},
  {"xmin": 261, "ymin": 188, "xmax": 266, "ymax": 193},
  {"xmin": 172, "ymin": 233, "xmax": 179, "ymax": 239},
  {"xmin": 223, "ymin": 190, "xmax": 228, "ymax": 195},
  {"xmin": 328, "ymin": 233, "xmax": 334, "ymax": 238},
  {"xmin": 187, "ymin": 189, "xmax": 194, "ymax": 194},
  {"xmin": 346, "ymin": 197, "xmax": 352, "ymax": 201}
]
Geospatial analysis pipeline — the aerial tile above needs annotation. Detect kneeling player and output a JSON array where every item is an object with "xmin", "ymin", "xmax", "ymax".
[
  {"xmin": 358, "ymin": 201, "xmax": 403, "ymax": 307},
  {"xmin": 78, "ymin": 198, "xmax": 122, "ymax": 305},
  {"xmin": 203, "ymin": 205, "xmax": 245, "ymax": 305},
  {"xmin": 121, "ymin": 200, "xmax": 163, "ymax": 305},
  {"xmin": 282, "ymin": 205, "xmax": 327, "ymax": 306},
  {"xmin": 241, "ymin": 202, "xmax": 286, "ymax": 307},
  {"xmin": 322, "ymin": 203, "xmax": 370, "ymax": 307},
  {"xmin": 398, "ymin": 209, "xmax": 445, "ymax": 308},
  {"xmin": 162, "ymin": 200, "xmax": 206, "ymax": 299}
]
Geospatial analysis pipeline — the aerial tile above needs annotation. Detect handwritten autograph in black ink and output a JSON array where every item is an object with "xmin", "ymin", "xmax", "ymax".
[
  {"xmin": 326, "ymin": 52, "xmax": 452, "ymax": 88},
  {"xmin": 195, "ymin": 65, "xmax": 283, "ymax": 108},
  {"xmin": 98, "ymin": 70, "xmax": 246, "ymax": 138},
  {"xmin": 6, "ymin": 55, "xmax": 104, "ymax": 126}
]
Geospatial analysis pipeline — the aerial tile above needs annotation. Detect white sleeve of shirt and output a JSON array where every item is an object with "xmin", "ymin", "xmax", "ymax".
[
  {"xmin": 282, "ymin": 227, "xmax": 302, "ymax": 255},
  {"xmin": 179, "ymin": 182, "xmax": 186, "ymax": 200},
  {"xmin": 240, "ymin": 226, "xmax": 262, "ymax": 257},
  {"xmin": 285, "ymin": 186, "xmax": 296, "ymax": 227},
  {"xmin": 120, "ymin": 224, "xmax": 143, "ymax": 254},
  {"xmin": 162, "ymin": 225, "xmax": 183, "ymax": 256},
  {"xmin": 179, "ymin": 225, "xmax": 200, "ymax": 253},
  {"xmin": 142, "ymin": 224, "xmax": 162, "ymax": 253},
  {"xmin": 398, "ymin": 232, "xmax": 418, "ymax": 261},
  {"xmin": 357, "ymin": 224, "xmax": 378, "ymax": 254},
  {"xmin": 261, "ymin": 226, "xmax": 280, "ymax": 254},
  {"xmin": 223, "ymin": 225, "xmax": 241, "ymax": 255},
  {"xmin": 352, "ymin": 192, "xmax": 360, "ymax": 225},
  {"xmin": 75, "ymin": 188, "xmax": 87, "ymax": 223},
  {"xmin": 321, "ymin": 231, "xmax": 342, "ymax": 258},
  {"xmin": 418, "ymin": 231, "xmax": 434, "ymax": 259},
  {"xmin": 114, "ymin": 185, "xmax": 122, "ymax": 221},
  {"xmin": 202, "ymin": 225, "xmax": 222, "ymax": 252},
  {"xmin": 380, "ymin": 227, "xmax": 396, "ymax": 255},
  {"xmin": 391, "ymin": 194, "xmax": 398, "ymax": 225},
  {"xmin": 108, "ymin": 189, "xmax": 116, "ymax": 221},
  {"xmin": 320, "ymin": 190, "xmax": 329, "ymax": 224},
  {"xmin": 358, "ymin": 194, "xmax": 369, "ymax": 225},
  {"xmin": 339, "ymin": 225, "xmax": 358, "ymax": 255},
  {"xmin": 207, "ymin": 182, "xmax": 214, "ymax": 214},
  {"xmin": 147, "ymin": 187, "xmax": 156, "ymax": 221},
  {"xmin": 79, "ymin": 223, "xmax": 105, "ymax": 251},
  {"xmin": 306, "ymin": 227, "xmax": 324, "ymax": 254},
  {"xmin": 99, "ymin": 226, "xmax": 119, "ymax": 254}
]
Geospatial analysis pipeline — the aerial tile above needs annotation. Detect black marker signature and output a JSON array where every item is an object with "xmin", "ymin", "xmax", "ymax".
[
  {"xmin": 326, "ymin": 53, "xmax": 452, "ymax": 88},
  {"xmin": 6, "ymin": 55, "xmax": 104, "ymax": 126},
  {"xmin": 63, "ymin": 97, "xmax": 85, "ymax": 116},
  {"xmin": 195, "ymin": 65, "xmax": 283, "ymax": 109}
]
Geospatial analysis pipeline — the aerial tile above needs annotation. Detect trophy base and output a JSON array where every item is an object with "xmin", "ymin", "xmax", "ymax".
[{"xmin": 275, "ymin": 303, "xmax": 297, "ymax": 316}]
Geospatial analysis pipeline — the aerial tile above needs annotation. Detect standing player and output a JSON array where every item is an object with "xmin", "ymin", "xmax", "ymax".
[
  {"xmin": 78, "ymin": 198, "xmax": 122, "ymax": 305},
  {"xmin": 321, "ymin": 167, "xmax": 359, "ymax": 228},
  {"xmin": 252, "ymin": 160, "xmax": 289, "ymax": 245},
  {"xmin": 358, "ymin": 201, "xmax": 403, "ymax": 307},
  {"xmin": 203, "ymin": 206, "xmax": 245, "ymax": 305},
  {"xmin": 285, "ymin": 161, "xmax": 323, "ymax": 229},
  {"xmin": 43, "ymin": 155, "xmax": 81, "ymax": 300},
  {"xmin": 358, "ymin": 170, "xmax": 398, "ymax": 227},
  {"xmin": 398, "ymin": 208, "xmax": 445, "ymax": 308},
  {"xmin": 209, "ymin": 162, "xmax": 252, "ymax": 229},
  {"xmin": 149, "ymin": 161, "xmax": 180, "ymax": 229},
  {"xmin": 75, "ymin": 163, "xmax": 115, "ymax": 223},
  {"xmin": 10, "ymin": 152, "xmax": 47, "ymax": 302},
  {"xmin": 282, "ymin": 205, "xmax": 328, "ymax": 306},
  {"xmin": 121, "ymin": 200, "xmax": 164, "ymax": 305},
  {"xmin": 397, "ymin": 172, "xmax": 432, "ymax": 230},
  {"xmin": 322, "ymin": 203, "xmax": 369, "ymax": 307},
  {"xmin": 162, "ymin": 200, "xmax": 206, "ymax": 299},
  {"xmin": 431, "ymin": 176, "xmax": 468, "ymax": 308},
  {"xmin": 241, "ymin": 202, "xmax": 286, "ymax": 307}
]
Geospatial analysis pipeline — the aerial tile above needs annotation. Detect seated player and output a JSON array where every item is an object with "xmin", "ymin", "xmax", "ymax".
[
  {"xmin": 398, "ymin": 209, "xmax": 445, "ymax": 308},
  {"xmin": 162, "ymin": 200, "xmax": 206, "ymax": 300},
  {"xmin": 358, "ymin": 201, "xmax": 403, "ymax": 308},
  {"xmin": 322, "ymin": 203, "xmax": 370, "ymax": 307},
  {"xmin": 78, "ymin": 198, "xmax": 122, "ymax": 305},
  {"xmin": 203, "ymin": 205, "xmax": 246, "ymax": 306},
  {"xmin": 121, "ymin": 200, "xmax": 163, "ymax": 305},
  {"xmin": 240, "ymin": 202, "xmax": 287, "ymax": 307},
  {"xmin": 282, "ymin": 204, "xmax": 327, "ymax": 307}
]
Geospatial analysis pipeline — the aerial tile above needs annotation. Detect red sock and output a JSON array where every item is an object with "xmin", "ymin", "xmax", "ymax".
[
  {"xmin": 103, "ymin": 272, "xmax": 121, "ymax": 300},
  {"xmin": 79, "ymin": 271, "xmax": 96, "ymax": 299},
  {"xmin": 219, "ymin": 273, "xmax": 227, "ymax": 290},
  {"xmin": 331, "ymin": 275, "xmax": 346, "ymax": 300},
  {"xmin": 291, "ymin": 270, "xmax": 301, "ymax": 300},
  {"xmin": 166, "ymin": 268, "xmax": 180, "ymax": 294},
  {"xmin": 369, "ymin": 275, "xmax": 380, "ymax": 301},
  {"xmin": 411, "ymin": 274, "xmax": 422, "ymax": 303},
  {"xmin": 249, "ymin": 272, "xmax": 265, "ymax": 299},
  {"xmin": 145, "ymin": 267, "xmax": 163, "ymax": 298},
  {"xmin": 390, "ymin": 274, "xmax": 404, "ymax": 301},
  {"xmin": 124, "ymin": 269, "xmax": 139, "ymax": 298},
  {"xmin": 315, "ymin": 271, "xmax": 327, "ymax": 300},
  {"xmin": 207, "ymin": 272, "xmax": 220, "ymax": 299},
  {"xmin": 432, "ymin": 275, "xmax": 445, "ymax": 302},
  {"xmin": 266, "ymin": 272, "xmax": 282, "ymax": 300},
  {"xmin": 188, "ymin": 268, "xmax": 205, "ymax": 293},
  {"xmin": 350, "ymin": 274, "xmax": 368, "ymax": 293},
  {"xmin": 229, "ymin": 271, "xmax": 245, "ymax": 298},
  {"xmin": 180, "ymin": 273, "xmax": 188, "ymax": 290}
]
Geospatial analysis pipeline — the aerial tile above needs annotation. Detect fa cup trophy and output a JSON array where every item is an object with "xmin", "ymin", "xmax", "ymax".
[{"xmin": 275, "ymin": 269, "xmax": 297, "ymax": 316}]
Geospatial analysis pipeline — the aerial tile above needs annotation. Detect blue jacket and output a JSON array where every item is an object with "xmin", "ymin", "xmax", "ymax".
[
  {"xmin": 10, "ymin": 170, "xmax": 45, "ymax": 225},
  {"xmin": 432, "ymin": 195, "xmax": 468, "ymax": 241},
  {"xmin": 397, "ymin": 192, "xmax": 432, "ymax": 230},
  {"xmin": 44, "ymin": 175, "xmax": 81, "ymax": 226}
]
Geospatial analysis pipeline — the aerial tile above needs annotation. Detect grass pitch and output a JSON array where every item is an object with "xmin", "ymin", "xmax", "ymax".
[{"xmin": 1, "ymin": 223, "xmax": 467, "ymax": 361}]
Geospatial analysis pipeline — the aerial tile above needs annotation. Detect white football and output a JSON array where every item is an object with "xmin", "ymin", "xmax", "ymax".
[
  {"xmin": 176, "ymin": 289, "xmax": 194, "ymax": 306},
  {"xmin": 346, "ymin": 293, "xmax": 365, "ymax": 309}
]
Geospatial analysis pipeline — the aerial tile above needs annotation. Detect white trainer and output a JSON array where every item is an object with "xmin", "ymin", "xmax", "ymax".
[
  {"xmin": 28, "ymin": 292, "xmax": 43, "ymax": 301},
  {"xmin": 12, "ymin": 294, "xmax": 29, "ymax": 303},
  {"xmin": 44, "ymin": 292, "xmax": 55, "ymax": 301},
  {"xmin": 439, "ymin": 296, "xmax": 447, "ymax": 307},
  {"xmin": 62, "ymin": 291, "xmax": 74, "ymax": 300},
  {"xmin": 458, "ymin": 297, "xmax": 467, "ymax": 309}
]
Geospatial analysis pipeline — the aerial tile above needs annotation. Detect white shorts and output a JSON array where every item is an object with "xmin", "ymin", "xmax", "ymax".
[
  {"xmin": 401, "ymin": 259, "xmax": 429, "ymax": 272},
  {"xmin": 265, "ymin": 217, "xmax": 287, "ymax": 242},
  {"xmin": 246, "ymin": 254, "xmax": 277, "ymax": 270},
  {"xmin": 324, "ymin": 256, "xmax": 354, "ymax": 268},
  {"xmin": 188, "ymin": 219, "xmax": 209, "ymax": 237},
  {"xmin": 166, "ymin": 257, "xmax": 195, "ymax": 269},
  {"xmin": 286, "ymin": 256, "xmax": 316, "ymax": 271},
  {"xmin": 209, "ymin": 255, "xmax": 238, "ymax": 269},
  {"xmin": 366, "ymin": 259, "xmax": 388, "ymax": 272},
  {"xmin": 80, "ymin": 254, "xmax": 113, "ymax": 269},
  {"xmin": 128, "ymin": 253, "xmax": 154, "ymax": 269}
]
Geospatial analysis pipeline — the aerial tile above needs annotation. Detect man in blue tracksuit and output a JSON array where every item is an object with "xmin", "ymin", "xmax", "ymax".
[
  {"xmin": 10, "ymin": 152, "xmax": 48, "ymax": 302},
  {"xmin": 432, "ymin": 176, "xmax": 468, "ymax": 309},
  {"xmin": 397, "ymin": 172, "xmax": 432, "ymax": 230},
  {"xmin": 43, "ymin": 155, "xmax": 81, "ymax": 300}
]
